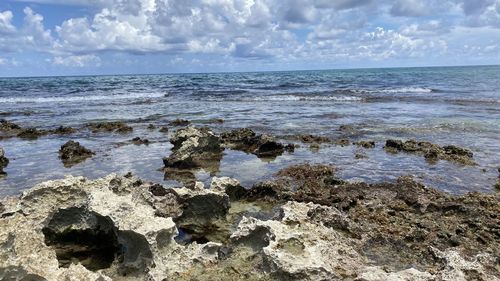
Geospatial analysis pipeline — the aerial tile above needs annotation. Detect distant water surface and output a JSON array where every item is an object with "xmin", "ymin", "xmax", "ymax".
[{"xmin": 0, "ymin": 66, "xmax": 499, "ymax": 196}]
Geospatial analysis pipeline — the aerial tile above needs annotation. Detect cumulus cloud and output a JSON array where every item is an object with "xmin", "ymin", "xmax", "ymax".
[{"xmin": 1, "ymin": 0, "xmax": 500, "ymax": 71}]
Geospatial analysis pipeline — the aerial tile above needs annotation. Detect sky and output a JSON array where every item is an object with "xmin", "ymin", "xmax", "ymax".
[{"xmin": 0, "ymin": 0, "xmax": 499, "ymax": 77}]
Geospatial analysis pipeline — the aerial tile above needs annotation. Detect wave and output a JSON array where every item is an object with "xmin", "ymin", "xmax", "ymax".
[
  {"xmin": 242, "ymin": 95, "xmax": 363, "ymax": 102},
  {"xmin": 374, "ymin": 87, "xmax": 434, "ymax": 94},
  {"xmin": 0, "ymin": 92, "xmax": 166, "ymax": 104}
]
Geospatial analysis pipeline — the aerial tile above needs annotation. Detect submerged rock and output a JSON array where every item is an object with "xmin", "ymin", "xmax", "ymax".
[
  {"xmin": 86, "ymin": 122, "xmax": 133, "ymax": 133},
  {"xmin": 131, "ymin": 137, "xmax": 150, "ymax": 145},
  {"xmin": 353, "ymin": 140, "xmax": 375, "ymax": 148},
  {"xmin": 297, "ymin": 134, "xmax": 330, "ymax": 143},
  {"xmin": 0, "ymin": 148, "xmax": 8, "ymax": 175},
  {"xmin": 221, "ymin": 128, "xmax": 292, "ymax": 158},
  {"xmin": 384, "ymin": 139, "xmax": 475, "ymax": 165},
  {"xmin": 163, "ymin": 126, "xmax": 223, "ymax": 170},
  {"xmin": 50, "ymin": 125, "xmax": 77, "ymax": 135},
  {"xmin": 17, "ymin": 127, "xmax": 48, "ymax": 139},
  {"xmin": 169, "ymin": 119, "xmax": 191, "ymax": 126},
  {"xmin": 59, "ymin": 140, "xmax": 94, "ymax": 167},
  {"xmin": 0, "ymin": 119, "xmax": 22, "ymax": 134}
]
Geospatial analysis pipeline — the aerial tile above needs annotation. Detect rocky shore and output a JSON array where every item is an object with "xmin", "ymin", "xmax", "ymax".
[
  {"xmin": 1, "ymin": 168, "xmax": 498, "ymax": 281},
  {"xmin": 0, "ymin": 122, "xmax": 498, "ymax": 280}
]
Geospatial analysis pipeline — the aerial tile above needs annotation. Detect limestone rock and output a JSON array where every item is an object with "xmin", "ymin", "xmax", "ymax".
[
  {"xmin": 163, "ymin": 126, "xmax": 223, "ymax": 170},
  {"xmin": 210, "ymin": 176, "xmax": 247, "ymax": 200}
]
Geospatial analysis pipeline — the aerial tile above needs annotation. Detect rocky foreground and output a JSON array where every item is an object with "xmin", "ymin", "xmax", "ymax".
[{"xmin": 0, "ymin": 165, "xmax": 498, "ymax": 280}]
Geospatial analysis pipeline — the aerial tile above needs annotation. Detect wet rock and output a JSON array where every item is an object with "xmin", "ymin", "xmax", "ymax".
[
  {"xmin": 17, "ymin": 127, "xmax": 48, "ymax": 139},
  {"xmin": 243, "ymin": 165, "xmax": 500, "ymax": 278},
  {"xmin": 221, "ymin": 128, "xmax": 289, "ymax": 158},
  {"xmin": 86, "ymin": 122, "xmax": 133, "ymax": 133},
  {"xmin": 0, "ymin": 174, "xmax": 221, "ymax": 281},
  {"xmin": 163, "ymin": 126, "xmax": 223, "ymax": 170},
  {"xmin": 0, "ymin": 148, "xmax": 8, "ymax": 175},
  {"xmin": 131, "ymin": 137, "xmax": 150, "ymax": 145},
  {"xmin": 59, "ymin": 140, "xmax": 94, "ymax": 167},
  {"xmin": 354, "ymin": 140, "xmax": 375, "ymax": 149},
  {"xmin": 0, "ymin": 119, "xmax": 22, "ymax": 132},
  {"xmin": 147, "ymin": 124, "xmax": 156, "ymax": 130},
  {"xmin": 51, "ymin": 126, "xmax": 77, "ymax": 135},
  {"xmin": 210, "ymin": 176, "xmax": 247, "ymax": 200},
  {"xmin": 169, "ymin": 119, "xmax": 191, "ymax": 126},
  {"xmin": 384, "ymin": 139, "xmax": 475, "ymax": 165},
  {"xmin": 339, "ymin": 124, "xmax": 354, "ymax": 132},
  {"xmin": 159, "ymin": 126, "xmax": 169, "ymax": 133},
  {"xmin": 297, "ymin": 134, "xmax": 330, "ymax": 143},
  {"xmin": 495, "ymin": 179, "xmax": 500, "ymax": 190},
  {"xmin": 334, "ymin": 138, "xmax": 351, "ymax": 146}
]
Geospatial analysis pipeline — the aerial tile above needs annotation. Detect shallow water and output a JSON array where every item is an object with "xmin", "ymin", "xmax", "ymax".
[{"xmin": 1, "ymin": 66, "xmax": 499, "ymax": 196}]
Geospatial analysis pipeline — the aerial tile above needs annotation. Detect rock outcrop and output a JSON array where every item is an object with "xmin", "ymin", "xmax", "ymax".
[
  {"xmin": 221, "ymin": 128, "xmax": 293, "ymax": 158},
  {"xmin": 0, "ymin": 147, "xmax": 8, "ymax": 175},
  {"xmin": 384, "ymin": 139, "xmax": 475, "ymax": 165},
  {"xmin": 0, "ymin": 174, "xmax": 222, "ymax": 281},
  {"xmin": 163, "ymin": 126, "xmax": 223, "ymax": 170},
  {"xmin": 59, "ymin": 140, "xmax": 95, "ymax": 167},
  {"xmin": 86, "ymin": 122, "xmax": 133, "ymax": 133}
]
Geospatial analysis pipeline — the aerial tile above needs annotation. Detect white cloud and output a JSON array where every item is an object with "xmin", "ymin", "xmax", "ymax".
[
  {"xmin": 52, "ymin": 54, "xmax": 101, "ymax": 67},
  {"xmin": 1, "ymin": 0, "xmax": 500, "ymax": 71}
]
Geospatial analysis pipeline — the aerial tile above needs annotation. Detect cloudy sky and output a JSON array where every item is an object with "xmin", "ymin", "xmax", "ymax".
[{"xmin": 0, "ymin": 0, "xmax": 499, "ymax": 76}]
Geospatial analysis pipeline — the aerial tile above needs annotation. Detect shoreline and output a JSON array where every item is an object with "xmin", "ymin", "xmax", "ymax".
[{"xmin": 1, "ymin": 124, "xmax": 499, "ymax": 280}]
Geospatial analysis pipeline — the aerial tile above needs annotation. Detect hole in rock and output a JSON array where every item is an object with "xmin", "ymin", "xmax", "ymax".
[
  {"xmin": 174, "ymin": 227, "xmax": 211, "ymax": 245},
  {"xmin": 42, "ymin": 207, "xmax": 122, "ymax": 271}
]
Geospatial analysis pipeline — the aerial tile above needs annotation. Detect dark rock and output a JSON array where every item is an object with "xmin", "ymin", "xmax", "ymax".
[
  {"xmin": 17, "ymin": 127, "xmax": 47, "ymax": 139},
  {"xmin": 0, "ymin": 119, "xmax": 22, "ymax": 132},
  {"xmin": 169, "ymin": 119, "xmax": 191, "ymax": 126},
  {"xmin": 159, "ymin": 126, "xmax": 169, "ymax": 133},
  {"xmin": 0, "ymin": 148, "xmax": 8, "ymax": 175},
  {"xmin": 495, "ymin": 179, "xmax": 500, "ymax": 190},
  {"xmin": 59, "ymin": 141, "xmax": 94, "ymax": 167},
  {"xmin": 297, "ymin": 134, "xmax": 330, "ymax": 143},
  {"xmin": 221, "ymin": 128, "xmax": 287, "ymax": 158},
  {"xmin": 51, "ymin": 126, "xmax": 76, "ymax": 135},
  {"xmin": 384, "ymin": 139, "xmax": 475, "ymax": 165},
  {"xmin": 131, "ymin": 137, "xmax": 150, "ymax": 145},
  {"xmin": 147, "ymin": 124, "xmax": 156, "ymax": 130},
  {"xmin": 86, "ymin": 122, "xmax": 133, "ymax": 133},
  {"xmin": 339, "ymin": 124, "xmax": 354, "ymax": 132},
  {"xmin": 334, "ymin": 138, "xmax": 351, "ymax": 146},
  {"xmin": 353, "ymin": 140, "xmax": 375, "ymax": 149}
]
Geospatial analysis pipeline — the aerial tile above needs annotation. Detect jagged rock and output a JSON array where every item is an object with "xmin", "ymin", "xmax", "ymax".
[
  {"xmin": 297, "ymin": 134, "xmax": 330, "ymax": 143},
  {"xmin": 221, "ymin": 128, "xmax": 291, "ymax": 158},
  {"xmin": 0, "ymin": 147, "xmax": 8, "ymax": 175},
  {"xmin": 0, "ymin": 174, "xmax": 222, "ymax": 281},
  {"xmin": 147, "ymin": 124, "xmax": 156, "ymax": 130},
  {"xmin": 354, "ymin": 140, "xmax": 375, "ymax": 148},
  {"xmin": 163, "ymin": 126, "xmax": 223, "ymax": 170},
  {"xmin": 59, "ymin": 140, "xmax": 95, "ymax": 167},
  {"xmin": 169, "ymin": 119, "xmax": 191, "ymax": 126},
  {"xmin": 171, "ymin": 182, "xmax": 231, "ymax": 242},
  {"xmin": 51, "ymin": 125, "xmax": 77, "ymax": 135},
  {"xmin": 384, "ymin": 139, "xmax": 475, "ymax": 165},
  {"xmin": 17, "ymin": 127, "xmax": 48, "ymax": 139},
  {"xmin": 159, "ymin": 126, "xmax": 169, "ymax": 133},
  {"xmin": 210, "ymin": 176, "xmax": 247, "ymax": 200},
  {"xmin": 86, "ymin": 122, "xmax": 133, "ymax": 133}
]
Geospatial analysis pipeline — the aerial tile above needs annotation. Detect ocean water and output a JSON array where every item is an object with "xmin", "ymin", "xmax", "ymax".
[{"xmin": 0, "ymin": 65, "xmax": 499, "ymax": 196}]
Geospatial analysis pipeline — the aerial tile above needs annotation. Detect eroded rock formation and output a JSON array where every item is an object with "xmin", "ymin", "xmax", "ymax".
[
  {"xmin": 59, "ymin": 140, "xmax": 95, "ymax": 167},
  {"xmin": 0, "ymin": 147, "xmax": 8, "ymax": 175}
]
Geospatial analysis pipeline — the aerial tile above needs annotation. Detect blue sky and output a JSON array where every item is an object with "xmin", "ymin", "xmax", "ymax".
[{"xmin": 0, "ymin": 0, "xmax": 499, "ymax": 77}]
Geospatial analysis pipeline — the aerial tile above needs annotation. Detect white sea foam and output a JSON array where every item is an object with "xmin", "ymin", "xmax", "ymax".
[
  {"xmin": 375, "ymin": 87, "xmax": 433, "ymax": 94},
  {"xmin": 250, "ymin": 95, "xmax": 363, "ymax": 102},
  {"xmin": 0, "ymin": 92, "xmax": 166, "ymax": 103}
]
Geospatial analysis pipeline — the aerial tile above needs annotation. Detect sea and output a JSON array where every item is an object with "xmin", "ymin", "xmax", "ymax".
[{"xmin": 0, "ymin": 65, "xmax": 499, "ymax": 196}]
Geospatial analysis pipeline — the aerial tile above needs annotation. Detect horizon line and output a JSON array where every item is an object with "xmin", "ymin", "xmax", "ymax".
[{"xmin": 1, "ymin": 63, "xmax": 498, "ymax": 79}]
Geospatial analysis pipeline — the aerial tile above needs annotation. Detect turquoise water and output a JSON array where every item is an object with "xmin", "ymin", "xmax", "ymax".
[{"xmin": 0, "ymin": 66, "xmax": 499, "ymax": 196}]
